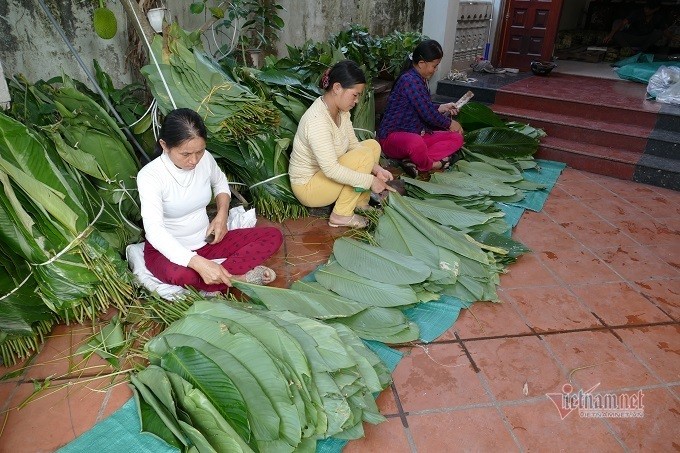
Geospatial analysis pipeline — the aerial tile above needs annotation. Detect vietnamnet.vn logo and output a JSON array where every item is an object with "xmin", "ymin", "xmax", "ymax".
[{"xmin": 546, "ymin": 383, "xmax": 645, "ymax": 420}]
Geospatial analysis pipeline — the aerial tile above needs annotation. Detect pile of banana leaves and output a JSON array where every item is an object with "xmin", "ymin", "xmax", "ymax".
[
  {"xmin": 0, "ymin": 76, "xmax": 141, "ymax": 365},
  {"xmin": 132, "ymin": 300, "xmax": 390, "ymax": 452}
]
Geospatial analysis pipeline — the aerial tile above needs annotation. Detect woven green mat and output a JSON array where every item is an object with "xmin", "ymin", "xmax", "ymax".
[
  {"xmin": 58, "ymin": 398, "xmax": 179, "ymax": 453},
  {"xmin": 506, "ymin": 159, "xmax": 566, "ymax": 212}
]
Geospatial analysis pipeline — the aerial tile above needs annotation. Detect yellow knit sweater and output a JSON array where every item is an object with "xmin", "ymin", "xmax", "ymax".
[{"xmin": 289, "ymin": 97, "xmax": 374, "ymax": 189}]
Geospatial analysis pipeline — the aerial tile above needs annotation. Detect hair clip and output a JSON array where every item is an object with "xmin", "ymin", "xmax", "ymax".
[
  {"xmin": 408, "ymin": 52, "xmax": 413, "ymax": 61},
  {"xmin": 321, "ymin": 68, "xmax": 331, "ymax": 89}
]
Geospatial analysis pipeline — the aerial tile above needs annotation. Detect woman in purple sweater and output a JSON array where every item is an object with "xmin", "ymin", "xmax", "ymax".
[{"xmin": 377, "ymin": 40, "xmax": 464, "ymax": 177}]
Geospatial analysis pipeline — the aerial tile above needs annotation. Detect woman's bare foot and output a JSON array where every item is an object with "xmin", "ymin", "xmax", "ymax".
[
  {"xmin": 235, "ymin": 266, "xmax": 277, "ymax": 285},
  {"xmin": 328, "ymin": 213, "xmax": 368, "ymax": 228}
]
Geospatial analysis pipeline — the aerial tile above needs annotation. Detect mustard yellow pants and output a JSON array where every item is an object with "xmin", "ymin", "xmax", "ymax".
[{"xmin": 292, "ymin": 139, "xmax": 380, "ymax": 216}]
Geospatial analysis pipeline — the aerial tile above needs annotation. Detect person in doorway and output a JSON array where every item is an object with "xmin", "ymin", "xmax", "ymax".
[
  {"xmin": 289, "ymin": 60, "xmax": 396, "ymax": 229},
  {"xmin": 603, "ymin": 0, "xmax": 668, "ymax": 52},
  {"xmin": 137, "ymin": 108, "xmax": 283, "ymax": 293},
  {"xmin": 377, "ymin": 39, "xmax": 464, "ymax": 178}
]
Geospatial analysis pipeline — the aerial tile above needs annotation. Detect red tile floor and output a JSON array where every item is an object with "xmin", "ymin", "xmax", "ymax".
[{"xmin": 1, "ymin": 167, "xmax": 679, "ymax": 452}]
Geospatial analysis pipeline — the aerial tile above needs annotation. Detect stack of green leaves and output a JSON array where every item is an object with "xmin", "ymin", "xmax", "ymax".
[
  {"xmin": 132, "ymin": 300, "xmax": 390, "ymax": 452},
  {"xmin": 234, "ymin": 240, "xmax": 422, "ymax": 343},
  {"xmin": 0, "ymin": 112, "xmax": 135, "ymax": 364},
  {"xmin": 372, "ymin": 193, "xmax": 505, "ymax": 303}
]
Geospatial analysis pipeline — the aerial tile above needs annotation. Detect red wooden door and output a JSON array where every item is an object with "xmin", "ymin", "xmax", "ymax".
[{"xmin": 496, "ymin": 0, "xmax": 563, "ymax": 70}]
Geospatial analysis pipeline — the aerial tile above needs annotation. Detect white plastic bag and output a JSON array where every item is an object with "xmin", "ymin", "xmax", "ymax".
[
  {"xmin": 227, "ymin": 205, "xmax": 257, "ymax": 230},
  {"xmin": 647, "ymin": 66, "xmax": 680, "ymax": 104}
]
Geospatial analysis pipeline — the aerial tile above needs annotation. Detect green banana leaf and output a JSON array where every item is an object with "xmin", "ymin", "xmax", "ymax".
[
  {"xmin": 464, "ymin": 127, "xmax": 539, "ymax": 158},
  {"xmin": 457, "ymin": 102, "xmax": 506, "ymax": 131},
  {"xmin": 148, "ymin": 333, "xmax": 284, "ymax": 450},
  {"xmin": 332, "ymin": 237, "xmax": 431, "ymax": 285},
  {"xmin": 162, "ymin": 317, "xmax": 303, "ymax": 447},
  {"xmin": 289, "ymin": 281, "xmax": 420, "ymax": 343},
  {"xmin": 315, "ymin": 262, "xmax": 418, "ymax": 308},
  {"xmin": 166, "ymin": 371, "xmax": 255, "ymax": 452},
  {"xmin": 159, "ymin": 345, "xmax": 253, "ymax": 445},
  {"xmin": 234, "ymin": 281, "xmax": 366, "ymax": 318}
]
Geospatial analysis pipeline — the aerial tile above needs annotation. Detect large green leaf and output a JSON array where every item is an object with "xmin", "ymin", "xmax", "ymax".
[
  {"xmin": 388, "ymin": 193, "xmax": 489, "ymax": 264},
  {"xmin": 148, "ymin": 334, "xmax": 284, "ymax": 448},
  {"xmin": 464, "ymin": 127, "xmax": 539, "ymax": 158},
  {"xmin": 185, "ymin": 302, "xmax": 320, "ymax": 437},
  {"xmin": 401, "ymin": 197, "xmax": 505, "ymax": 231},
  {"xmin": 233, "ymin": 281, "xmax": 365, "ymax": 319},
  {"xmin": 159, "ymin": 346, "xmax": 251, "ymax": 445},
  {"xmin": 332, "ymin": 237, "xmax": 431, "ymax": 285},
  {"xmin": 167, "ymin": 372, "xmax": 255, "ymax": 453},
  {"xmin": 0, "ymin": 157, "xmax": 78, "ymax": 234},
  {"xmin": 288, "ymin": 281, "xmax": 417, "ymax": 342},
  {"xmin": 130, "ymin": 374, "xmax": 189, "ymax": 449},
  {"xmin": 315, "ymin": 262, "xmax": 418, "ymax": 308},
  {"xmin": 132, "ymin": 387, "xmax": 186, "ymax": 450},
  {"xmin": 457, "ymin": 102, "xmax": 505, "ymax": 131},
  {"xmin": 162, "ymin": 317, "xmax": 303, "ymax": 447}
]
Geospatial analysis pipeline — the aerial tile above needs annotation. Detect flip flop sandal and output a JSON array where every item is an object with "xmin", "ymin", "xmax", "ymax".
[
  {"xmin": 244, "ymin": 265, "xmax": 276, "ymax": 285},
  {"xmin": 328, "ymin": 214, "xmax": 368, "ymax": 229},
  {"xmin": 400, "ymin": 160, "xmax": 418, "ymax": 178},
  {"xmin": 438, "ymin": 155, "xmax": 454, "ymax": 171},
  {"xmin": 386, "ymin": 179, "xmax": 406, "ymax": 195}
]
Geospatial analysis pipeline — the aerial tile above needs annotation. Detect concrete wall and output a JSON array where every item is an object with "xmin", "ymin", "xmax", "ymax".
[
  {"xmin": 1, "ymin": 0, "xmax": 133, "ymax": 85},
  {"xmin": 276, "ymin": 0, "xmax": 424, "ymax": 51},
  {"xmin": 0, "ymin": 0, "xmax": 425, "ymax": 89}
]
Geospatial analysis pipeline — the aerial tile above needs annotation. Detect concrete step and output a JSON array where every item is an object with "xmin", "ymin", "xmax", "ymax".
[
  {"xmin": 491, "ymin": 105, "xmax": 651, "ymax": 154},
  {"xmin": 537, "ymin": 137, "xmax": 680, "ymax": 190}
]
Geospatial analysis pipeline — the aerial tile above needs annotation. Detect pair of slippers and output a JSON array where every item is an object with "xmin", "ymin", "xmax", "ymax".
[
  {"xmin": 471, "ymin": 59, "xmax": 506, "ymax": 74},
  {"xmin": 400, "ymin": 152, "xmax": 463, "ymax": 177}
]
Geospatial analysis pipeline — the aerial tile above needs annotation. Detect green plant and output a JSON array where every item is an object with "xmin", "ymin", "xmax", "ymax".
[
  {"xmin": 376, "ymin": 31, "xmax": 427, "ymax": 80},
  {"xmin": 190, "ymin": 0, "xmax": 284, "ymax": 63}
]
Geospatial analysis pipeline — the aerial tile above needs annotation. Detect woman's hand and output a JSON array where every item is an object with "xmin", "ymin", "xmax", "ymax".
[
  {"xmin": 372, "ymin": 165, "xmax": 394, "ymax": 182},
  {"xmin": 438, "ymin": 102, "xmax": 459, "ymax": 116},
  {"xmin": 206, "ymin": 211, "xmax": 228, "ymax": 244},
  {"xmin": 370, "ymin": 176, "xmax": 397, "ymax": 194},
  {"xmin": 188, "ymin": 255, "xmax": 233, "ymax": 286},
  {"xmin": 205, "ymin": 192, "xmax": 230, "ymax": 244},
  {"xmin": 449, "ymin": 120, "xmax": 464, "ymax": 134}
]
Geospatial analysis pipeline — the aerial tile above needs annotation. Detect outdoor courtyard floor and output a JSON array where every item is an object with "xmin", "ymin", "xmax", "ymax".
[{"xmin": 0, "ymin": 167, "xmax": 678, "ymax": 452}]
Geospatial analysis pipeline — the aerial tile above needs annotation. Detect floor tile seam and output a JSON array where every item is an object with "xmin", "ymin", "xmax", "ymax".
[
  {"xmin": 590, "ymin": 381, "xmax": 680, "ymax": 395},
  {"xmin": 452, "ymin": 333, "xmax": 526, "ymax": 452},
  {"xmin": 404, "ymin": 426, "xmax": 418, "ymax": 453},
  {"xmin": 403, "ymin": 394, "xmax": 553, "ymax": 415},
  {"xmin": 668, "ymin": 386, "xmax": 680, "ymax": 402},
  {"xmin": 431, "ymin": 320, "xmax": 679, "ymax": 345},
  {"xmin": 543, "ymin": 202, "xmax": 647, "ymax": 249},
  {"xmin": 568, "ymin": 278, "xmax": 677, "ymax": 328},
  {"xmin": 561, "ymin": 244, "xmax": 680, "ymax": 322},
  {"xmin": 95, "ymin": 386, "xmax": 114, "ymax": 423},
  {"xmin": 389, "ymin": 382, "xmax": 410, "ymax": 432},
  {"xmin": 538, "ymin": 326, "xmax": 669, "ymax": 395},
  {"xmin": 544, "ymin": 232, "xmax": 679, "ymax": 321},
  {"xmin": 602, "ymin": 330, "xmax": 677, "ymax": 390}
]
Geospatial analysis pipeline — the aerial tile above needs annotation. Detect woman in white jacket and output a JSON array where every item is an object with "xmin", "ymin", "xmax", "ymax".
[{"xmin": 137, "ymin": 108, "xmax": 282, "ymax": 292}]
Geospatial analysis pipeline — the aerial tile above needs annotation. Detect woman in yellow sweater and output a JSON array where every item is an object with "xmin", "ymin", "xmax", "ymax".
[{"xmin": 289, "ymin": 60, "xmax": 395, "ymax": 228}]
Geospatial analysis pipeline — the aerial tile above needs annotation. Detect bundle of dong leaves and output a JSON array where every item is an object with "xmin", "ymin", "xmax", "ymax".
[
  {"xmin": 141, "ymin": 24, "xmax": 305, "ymax": 221},
  {"xmin": 129, "ymin": 103, "xmax": 545, "ymax": 451},
  {"xmin": 0, "ymin": 75, "xmax": 142, "ymax": 365},
  {"xmin": 133, "ymin": 300, "xmax": 390, "ymax": 452}
]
